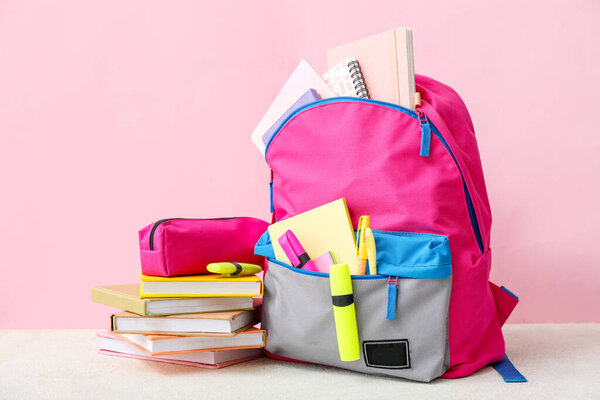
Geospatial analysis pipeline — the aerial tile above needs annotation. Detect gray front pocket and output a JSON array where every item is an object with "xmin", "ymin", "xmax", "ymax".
[{"xmin": 263, "ymin": 260, "xmax": 451, "ymax": 382}]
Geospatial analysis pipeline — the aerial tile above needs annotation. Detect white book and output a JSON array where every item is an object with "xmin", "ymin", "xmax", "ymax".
[
  {"xmin": 250, "ymin": 59, "xmax": 336, "ymax": 154},
  {"xmin": 114, "ymin": 327, "xmax": 266, "ymax": 355},
  {"xmin": 111, "ymin": 309, "xmax": 255, "ymax": 334}
]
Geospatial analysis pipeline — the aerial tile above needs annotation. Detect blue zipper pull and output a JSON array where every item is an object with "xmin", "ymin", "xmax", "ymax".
[
  {"xmin": 386, "ymin": 276, "xmax": 399, "ymax": 319},
  {"xmin": 416, "ymin": 108, "xmax": 431, "ymax": 157}
]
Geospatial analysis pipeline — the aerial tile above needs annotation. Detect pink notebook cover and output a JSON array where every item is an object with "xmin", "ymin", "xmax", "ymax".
[
  {"xmin": 97, "ymin": 331, "xmax": 263, "ymax": 369},
  {"xmin": 97, "ymin": 349, "xmax": 262, "ymax": 369}
]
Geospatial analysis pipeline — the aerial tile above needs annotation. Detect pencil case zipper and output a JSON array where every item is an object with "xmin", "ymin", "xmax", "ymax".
[{"xmin": 148, "ymin": 217, "xmax": 252, "ymax": 250}]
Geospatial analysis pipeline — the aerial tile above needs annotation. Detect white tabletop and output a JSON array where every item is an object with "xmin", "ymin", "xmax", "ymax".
[{"xmin": 1, "ymin": 324, "xmax": 599, "ymax": 399}]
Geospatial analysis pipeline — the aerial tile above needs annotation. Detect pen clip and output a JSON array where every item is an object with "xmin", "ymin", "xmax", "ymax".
[
  {"xmin": 356, "ymin": 215, "xmax": 370, "ymax": 256},
  {"xmin": 365, "ymin": 228, "xmax": 377, "ymax": 275},
  {"xmin": 356, "ymin": 216, "xmax": 364, "ymax": 253}
]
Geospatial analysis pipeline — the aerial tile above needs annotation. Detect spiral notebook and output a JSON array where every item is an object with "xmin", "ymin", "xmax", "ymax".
[
  {"xmin": 327, "ymin": 27, "xmax": 419, "ymax": 109},
  {"xmin": 322, "ymin": 57, "xmax": 369, "ymax": 98}
]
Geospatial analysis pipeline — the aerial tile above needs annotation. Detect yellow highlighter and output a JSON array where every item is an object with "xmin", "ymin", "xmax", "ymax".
[
  {"xmin": 206, "ymin": 262, "xmax": 262, "ymax": 277},
  {"xmin": 356, "ymin": 216, "xmax": 370, "ymax": 275},
  {"xmin": 329, "ymin": 263, "xmax": 360, "ymax": 361},
  {"xmin": 365, "ymin": 228, "xmax": 377, "ymax": 275}
]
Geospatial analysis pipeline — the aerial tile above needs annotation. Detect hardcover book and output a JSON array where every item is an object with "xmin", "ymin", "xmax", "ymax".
[{"xmin": 92, "ymin": 284, "xmax": 255, "ymax": 315}]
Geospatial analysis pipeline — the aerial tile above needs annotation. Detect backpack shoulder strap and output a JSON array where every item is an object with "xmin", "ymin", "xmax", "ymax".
[{"xmin": 492, "ymin": 354, "xmax": 527, "ymax": 383}]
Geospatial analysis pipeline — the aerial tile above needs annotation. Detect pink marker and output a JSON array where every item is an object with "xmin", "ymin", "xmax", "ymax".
[{"xmin": 278, "ymin": 230, "xmax": 318, "ymax": 272}]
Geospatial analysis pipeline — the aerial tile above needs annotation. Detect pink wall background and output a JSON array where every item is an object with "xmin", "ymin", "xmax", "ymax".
[{"xmin": 1, "ymin": 0, "xmax": 599, "ymax": 328}]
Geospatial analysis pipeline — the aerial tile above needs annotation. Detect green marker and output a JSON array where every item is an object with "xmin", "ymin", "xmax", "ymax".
[{"xmin": 329, "ymin": 263, "xmax": 360, "ymax": 361}]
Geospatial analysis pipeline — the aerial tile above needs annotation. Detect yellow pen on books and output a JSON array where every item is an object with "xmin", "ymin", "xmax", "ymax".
[
  {"xmin": 365, "ymin": 228, "xmax": 377, "ymax": 275},
  {"xmin": 356, "ymin": 216, "xmax": 370, "ymax": 274}
]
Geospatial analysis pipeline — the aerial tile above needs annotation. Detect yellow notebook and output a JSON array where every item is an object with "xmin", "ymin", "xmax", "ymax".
[
  {"xmin": 140, "ymin": 274, "xmax": 263, "ymax": 298},
  {"xmin": 268, "ymin": 198, "xmax": 359, "ymax": 274}
]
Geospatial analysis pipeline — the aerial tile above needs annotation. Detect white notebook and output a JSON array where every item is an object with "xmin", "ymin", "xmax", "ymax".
[{"xmin": 251, "ymin": 59, "xmax": 335, "ymax": 154}]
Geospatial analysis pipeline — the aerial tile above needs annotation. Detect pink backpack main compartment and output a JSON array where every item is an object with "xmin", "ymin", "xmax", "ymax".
[{"xmin": 264, "ymin": 75, "xmax": 519, "ymax": 378}]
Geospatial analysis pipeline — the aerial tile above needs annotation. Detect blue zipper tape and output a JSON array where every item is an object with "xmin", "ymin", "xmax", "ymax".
[{"xmin": 268, "ymin": 258, "xmax": 386, "ymax": 280}]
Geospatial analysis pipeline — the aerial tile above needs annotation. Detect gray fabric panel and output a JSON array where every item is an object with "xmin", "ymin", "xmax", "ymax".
[{"xmin": 263, "ymin": 260, "xmax": 451, "ymax": 382}]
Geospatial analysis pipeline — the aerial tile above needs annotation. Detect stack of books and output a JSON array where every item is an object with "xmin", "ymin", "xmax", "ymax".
[{"xmin": 92, "ymin": 273, "xmax": 265, "ymax": 369}]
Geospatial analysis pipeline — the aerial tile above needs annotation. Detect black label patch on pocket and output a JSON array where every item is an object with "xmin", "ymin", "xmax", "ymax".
[{"xmin": 363, "ymin": 339, "xmax": 411, "ymax": 369}]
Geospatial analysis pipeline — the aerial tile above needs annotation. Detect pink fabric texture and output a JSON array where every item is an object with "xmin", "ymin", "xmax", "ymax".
[
  {"xmin": 265, "ymin": 75, "xmax": 517, "ymax": 378},
  {"xmin": 139, "ymin": 217, "xmax": 269, "ymax": 277}
]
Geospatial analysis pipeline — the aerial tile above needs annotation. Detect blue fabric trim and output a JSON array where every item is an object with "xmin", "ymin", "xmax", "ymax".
[
  {"xmin": 268, "ymin": 257, "xmax": 386, "ymax": 280},
  {"xmin": 386, "ymin": 283, "xmax": 397, "ymax": 319},
  {"xmin": 462, "ymin": 182, "xmax": 484, "ymax": 254},
  {"xmin": 420, "ymin": 122, "xmax": 431, "ymax": 157},
  {"xmin": 374, "ymin": 230, "xmax": 451, "ymax": 279},
  {"xmin": 501, "ymin": 286, "xmax": 519, "ymax": 300},
  {"xmin": 263, "ymin": 96, "xmax": 485, "ymax": 256},
  {"xmin": 255, "ymin": 229, "xmax": 451, "ymax": 280},
  {"xmin": 263, "ymin": 97, "xmax": 417, "ymax": 157},
  {"xmin": 376, "ymin": 263, "xmax": 450, "ymax": 279},
  {"xmin": 492, "ymin": 354, "xmax": 527, "ymax": 383},
  {"xmin": 254, "ymin": 230, "xmax": 275, "ymax": 259},
  {"xmin": 432, "ymin": 127, "xmax": 485, "ymax": 255}
]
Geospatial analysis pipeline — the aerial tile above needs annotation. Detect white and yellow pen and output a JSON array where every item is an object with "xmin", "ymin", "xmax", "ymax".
[
  {"xmin": 356, "ymin": 216, "xmax": 370, "ymax": 275},
  {"xmin": 365, "ymin": 228, "xmax": 377, "ymax": 275}
]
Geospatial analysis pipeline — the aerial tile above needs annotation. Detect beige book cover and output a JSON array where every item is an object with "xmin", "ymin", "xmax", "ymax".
[
  {"xmin": 92, "ymin": 284, "xmax": 255, "ymax": 316},
  {"xmin": 92, "ymin": 284, "xmax": 148, "ymax": 315},
  {"xmin": 327, "ymin": 27, "xmax": 418, "ymax": 109}
]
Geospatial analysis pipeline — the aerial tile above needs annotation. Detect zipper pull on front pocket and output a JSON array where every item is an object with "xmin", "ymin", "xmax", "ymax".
[
  {"xmin": 416, "ymin": 108, "xmax": 431, "ymax": 158},
  {"xmin": 386, "ymin": 276, "xmax": 399, "ymax": 319}
]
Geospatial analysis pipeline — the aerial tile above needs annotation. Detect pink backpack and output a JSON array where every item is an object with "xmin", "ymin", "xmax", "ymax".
[{"xmin": 259, "ymin": 75, "xmax": 521, "ymax": 380}]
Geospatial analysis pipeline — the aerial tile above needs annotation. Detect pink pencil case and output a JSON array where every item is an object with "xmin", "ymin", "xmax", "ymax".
[{"xmin": 139, "ymin": 217, "xmax": 269, "ymax": 277}]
